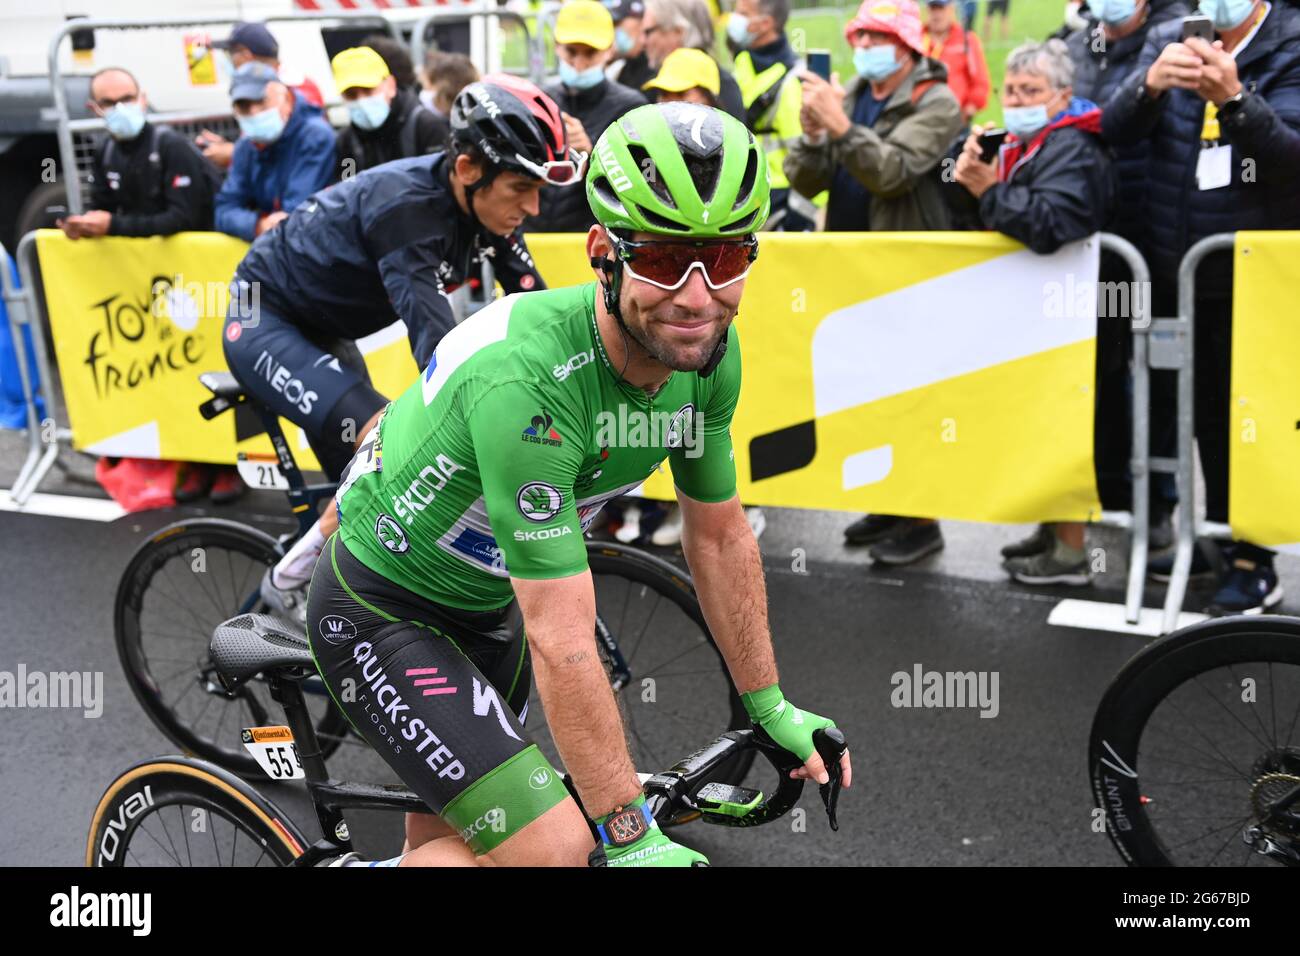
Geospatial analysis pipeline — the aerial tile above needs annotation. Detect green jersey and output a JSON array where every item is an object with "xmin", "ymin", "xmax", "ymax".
[{"xmin": 335, "ymin": 281, "xmax": 741, "ymax": 611}]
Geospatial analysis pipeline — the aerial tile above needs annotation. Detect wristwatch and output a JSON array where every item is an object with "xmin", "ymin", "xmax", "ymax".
[
  {"xmin": 597, "ymin": 800, "xmax": 653, "ymax": 848},
  {"xmin": 1217, "ymin": 88, "xmax": 1249, "ymax": 119}
]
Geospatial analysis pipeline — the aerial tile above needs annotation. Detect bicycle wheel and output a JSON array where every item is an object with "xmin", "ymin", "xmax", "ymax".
[
  {"xmin": 115, "ymin": 518, "xmax": 350, "ymax": 776},
  {"xmin": 87, "ymin": 755, "xmax": 308, "ymax": 867},
  {"xmin": 526, "ymin": 541, "xmax": 753, "ymax": 816},
  {"xmin": 1089, "ymin": 615, "xmax": 1300, "ymax": 866}
]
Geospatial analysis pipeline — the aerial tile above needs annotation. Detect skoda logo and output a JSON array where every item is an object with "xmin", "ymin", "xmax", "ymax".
[
  {"xmin": 666, "ymin": 403, "xmax": 695, "ymax": 449},
  {"xmin": 375, "ymin": 514, "xmax": 409, "ymax": 554},
  {"xmin": 517, "ymin": 482, "xmax": 563, "ymax": 523}
]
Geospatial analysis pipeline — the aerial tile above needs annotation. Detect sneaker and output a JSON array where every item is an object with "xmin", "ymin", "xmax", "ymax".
[
  {"xmin": 209, "ymin": 467, "xmax": 247, "ymax": 505},
  {"xmin": 1147, "ymin": 542, "xmax": 1216, "ymax": 583},
  {"xmin": 651, "ymin": 504, "xmax": 683, "ymax": 546},
  {"xmin": 1205, "ymin": 559, "xmax": 1283, "ymax": 616},
  {"xmin": 173, "ymin": 464, "xmax": 212, "ymax": 503},
  {"xmin": 1000, "ymin": 523, "xmax": 1053, "ymax": 559},
  {"xmin": 260, "ymin": 567, "xmax": 308, "ymax": 630},
  {"xmin": 844, "ymin": 513, "xmax": 906, "ymax": 546},
  {"xmin": 745, "ymin": 506, "xmax": 767, "ymax": 540},
  {"xmin": 1004, "ymin": 543, "xmax": 1091, "ymax": 586},
  {"xmin": 868, "ymin": 521, "xmax": 944, "ymax": 566},
  {"xmin": 614, "ymin": 503, "xmax": 642, "ymax": 544}
]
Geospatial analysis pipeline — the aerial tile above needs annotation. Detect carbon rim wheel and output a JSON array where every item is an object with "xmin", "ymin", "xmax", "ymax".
[
  {"xmin": 526, "ymin": 542, "xmax": 752, "ymax": 824},
  {"xmin": 1089, "ymin": 615, "xmax": 1300, "ymax": 866},
  {"xmin": 115, "ymin": 519, "xmax": 349, "ymax": 776},
  {"xmin": 87, "ymin": 757, "xmax": 307, "ymax": 867}
]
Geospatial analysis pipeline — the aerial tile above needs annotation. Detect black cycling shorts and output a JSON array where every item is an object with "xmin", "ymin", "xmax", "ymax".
[
  {"xmin": 307, "ymin": 533, "xmax": 571, "ymax": 854},
  {"xmin": 222, "ymin": 277, "xmax": 387, "ymax": 480}
]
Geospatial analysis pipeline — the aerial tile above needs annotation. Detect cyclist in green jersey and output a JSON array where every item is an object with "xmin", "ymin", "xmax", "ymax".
[{"xmin": 307, "ymin": 101, "xmax": 851, "ymax": 867}]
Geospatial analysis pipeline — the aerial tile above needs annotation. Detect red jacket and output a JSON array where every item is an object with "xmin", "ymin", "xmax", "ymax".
[{"xmin": 922, "ymin": 23, "xmax": 989, "ymax": 117}]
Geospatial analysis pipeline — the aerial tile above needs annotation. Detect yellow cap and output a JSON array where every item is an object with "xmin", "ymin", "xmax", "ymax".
[
  {"xmin": 642, "ymin": 47, "xmax": 721, "ymax": 96},
  {"xmin": 331, "ymin": 46, "xmax": 390, "ymax": 94},
  {"xmin": 555, "ymin": 0, "xmax": 616, "ymax": 51}
]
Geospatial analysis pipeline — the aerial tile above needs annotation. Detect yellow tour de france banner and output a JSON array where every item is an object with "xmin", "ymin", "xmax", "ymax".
[
  {"xmin": 1230, "ymin": 232, "xmax": 1300, "ymax": 553},
  {"xmin": 35, "ymin": 230, "xmax": 419, "ymax": 473},
  {"xmin": 528, "ymin": 231, "xmax": 1102, "ymax": 523},
  {"xmin": 38, "ymin": 229, "xmax": 1102, "ymax": 523}
]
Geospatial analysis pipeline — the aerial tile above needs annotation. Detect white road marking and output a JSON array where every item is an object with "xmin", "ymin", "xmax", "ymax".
[{"xmin": 1047, "ymin": 598, "xmax": 1207, "ymax": 636}]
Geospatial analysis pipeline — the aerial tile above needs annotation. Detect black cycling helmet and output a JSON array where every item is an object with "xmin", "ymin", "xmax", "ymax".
[{"xmin": 449, "ymin": 74, "xmax": 583, "ymax": 186}]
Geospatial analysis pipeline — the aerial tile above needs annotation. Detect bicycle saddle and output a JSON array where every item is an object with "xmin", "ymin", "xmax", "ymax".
[{"xmin": 210, "ymin": 613, "xmax": 316, "ymax": 686}]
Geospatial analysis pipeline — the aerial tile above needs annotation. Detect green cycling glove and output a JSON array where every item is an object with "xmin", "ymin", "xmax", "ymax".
[
  {"xmin": 742, "ymin": 683, "xmax": 836, "ymax": 767},
  {"xmin": 591, "ymin": 794, "xmax": 709, "ymax": 868}
]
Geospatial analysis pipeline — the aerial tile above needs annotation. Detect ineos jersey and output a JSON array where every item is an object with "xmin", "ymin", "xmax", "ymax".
[
  {"xmin": 335, "ymin": 282, "xmax": 741, "ymax": 611},
  {"xmin": 235, "ymin": 152, "xmax": 544, "ymax": 368}
]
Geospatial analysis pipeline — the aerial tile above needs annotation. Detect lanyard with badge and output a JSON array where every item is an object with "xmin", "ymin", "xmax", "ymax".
[{"xmin": 1197, "ymin": 2, "xmax": 1268, "ymax": 190}]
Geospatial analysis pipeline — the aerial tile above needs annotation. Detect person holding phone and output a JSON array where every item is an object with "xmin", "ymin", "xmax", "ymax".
[
  {"xmin": 1101, "ymin": 0, "xmax": 1300, "ymax": 614},
  {"xmin": 949, "ymin": 38, "xmax": 1118, "ymax": 587},
  {"xmin": 785, "ymin": 0, "xmax": 962, "ymax": 566}
]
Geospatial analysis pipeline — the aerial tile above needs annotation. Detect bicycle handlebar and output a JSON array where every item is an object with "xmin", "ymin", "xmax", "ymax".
[{"xmin": 642, "ymin": 726, "xmax": 847, "ymax": 830}]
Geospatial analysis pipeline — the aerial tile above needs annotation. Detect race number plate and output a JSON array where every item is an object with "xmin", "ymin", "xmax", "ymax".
[
  {"xmin": 241, "ymin": 726, "xmax": 305, "ymax": 780},
  {"xmin": 236, "ymin": 453, "xmax": 289, "ymax": 491}
]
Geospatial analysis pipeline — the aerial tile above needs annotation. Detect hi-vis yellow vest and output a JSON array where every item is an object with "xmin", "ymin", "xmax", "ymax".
[{"xmin": 733, "ymin": 49, "xmax": 803, "ymax": 192}]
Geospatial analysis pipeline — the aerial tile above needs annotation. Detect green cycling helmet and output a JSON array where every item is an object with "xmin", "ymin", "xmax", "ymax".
[{"xmin": 586, "ymin": 102, "xmax": 770, "ymax": 237}]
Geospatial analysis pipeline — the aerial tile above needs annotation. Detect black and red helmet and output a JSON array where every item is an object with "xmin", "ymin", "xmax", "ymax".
[{"xmin": 450, "ymin": 73, "xmax": 586, "ymax": 185}]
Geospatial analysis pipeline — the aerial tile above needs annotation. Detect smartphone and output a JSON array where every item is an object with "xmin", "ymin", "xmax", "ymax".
[
  {"xmin": 978, "ymin": 128, "xmax": 1008, "ymax": 163},
  {"xmin": 1181, "ymin": 15, "xmax": 1213, "ymax": 42},
  {"xmin": 807, "ymin": 50, "xmax": 831, "ymax": 82}
]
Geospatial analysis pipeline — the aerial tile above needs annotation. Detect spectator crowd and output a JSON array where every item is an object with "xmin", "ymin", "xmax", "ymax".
[{"xmin": 48, "ymin": 0, "xmax": 1300, "ymax": 615}]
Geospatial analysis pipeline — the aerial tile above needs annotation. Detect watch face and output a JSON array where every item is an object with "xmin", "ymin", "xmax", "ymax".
[{"xmin": 605, "ymin": 806, "xmax": 648, "ymax": 846}]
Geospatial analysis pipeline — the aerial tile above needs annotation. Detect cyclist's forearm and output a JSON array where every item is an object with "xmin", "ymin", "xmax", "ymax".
[
  {"xmin": 515, "ymin": 576, "xmax": 640, "ymax": 818},
  {"xmin": 681, "ymin": 515, "xmax": 778, "ymax": 695}
]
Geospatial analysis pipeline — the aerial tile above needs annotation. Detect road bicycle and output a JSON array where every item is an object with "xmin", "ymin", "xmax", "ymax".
[
  {"xmin": 114, "ymin": 372, "xmax": 751, "ymax": 787},
  {"xmin": 88, "ymin": 611, "xmax": 847, "ymax": 866},
  {"xmin": 1089, "ymin": 614, "xmax": 1300, "ymax": 866}
]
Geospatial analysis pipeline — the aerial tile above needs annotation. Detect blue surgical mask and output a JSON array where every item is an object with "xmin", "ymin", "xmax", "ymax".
[
  {"xmin": 727, "ymin": 13, "xmax": 754, "ymax": 48},
  {"xmin": 559, "ymin": 60, "xmax": 605, "ymax": 90},
  {"xmin": 237, "ymin": 106, "xmax": 286, "ymax": 145},
  {"xmin": 348, "ymin": 92, "xmax": 391, "ymax": 131},
  {"xmin": 1004, "ymin": 103, "xmax": 1050, "ymax": 140},
  {"xmin": 615, "ymin": 27, "xmax": 636, "ymax": 54},
  {"xmin": 1198, "ymin": 0, "xmax": 1255, "ymax": 31},
  {"xmin": 105, "ymin": 101, "xmax": 146, "ymax": 141},
  {"xmin": 1097, "ymin": 0, "xmax": 1138, "ymax": 25},
  {"xmin": 853, "ymin": 45, "xmax": 902, "ymax": 81}
]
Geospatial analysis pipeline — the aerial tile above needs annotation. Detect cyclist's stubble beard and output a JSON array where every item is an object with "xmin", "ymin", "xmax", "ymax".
[{"xmin": 617, "ymin": 281, "xmax": 734, "ymax": 373}]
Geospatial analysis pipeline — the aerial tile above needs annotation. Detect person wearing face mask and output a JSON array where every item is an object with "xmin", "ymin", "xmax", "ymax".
[
  {"xmin": 728, "ymin": 0, "xmax": 816, "ymax": 231},
  {"xmin": 605, "ymin": 0, "xmax": 657, "ymax": 91},
  {"xmin": 58, "ymin": 67, "xmax": 218, "ymax": 241},
  {"xmin": 949, "ymin": 39, "xmax": 1118, "ymax": 586},
  {"xmin": 213, "ymin": 62, "xmax": 336, "ymax": 242},
  {"xmin": 1102, "ymin": 0, "xmax": 1300, "ymax": 615},
  {"xmin": 785, "ymin": 0, "xmax": 962, "ymax": 566},
  {"xmin": 533, "ymin": 0, "xmax": 647, "ymax": 233},
  {"xmin": 333, "ymin": 46, "xmax": 446, "ymax": 182},
  {"xmin": 198, "ymin": 21, "xmax": 325, "ymax": 170},
  {"xmin": 1047, "ymin": 0, "xmax": 1190, "ymax": 554},
  {"xmin": 420, "ymin": 51, "xmax": 480, "ymax": 127}
]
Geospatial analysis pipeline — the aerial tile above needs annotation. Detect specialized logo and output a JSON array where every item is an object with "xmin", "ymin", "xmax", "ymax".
[
  {"xmin": 522, "ymin": 410, "xmax": 563, "ymax": 447},
  {"xmin": 517, "ymin": 482, "xmax": 563, "ymax": 522},
  {"xmin": 528, "ymin": 767, "xmax": 553, "ymax": 790},
  {"xmin": 472, "ymin": 678, "xmax": 522, "ymax": 741},
  {"xmin": 514, "ymin": 525, "xmax": 573, "ymax": 541},
  {"xmin": 376, "ymin": 514, "xmax": 409, "ymax": 554},
  {"xmin": 392, "ymin": 454, "xmax": 465, "ymax": 526},
  {"xmin": 597, "ymin": 136, "xmax": 633, "ymax": 192},
  {"xmin": 318, "ymin": 615, "xmax": 358, "ymax": 646},
  {"xmin": 350, "ymin": 642, "xmax": 464, "ymax": 779},
  {"xmin": 553, "ymin": 349, "xmax": 595, "ymax": 381},
  {"xmin": 407, "ymin": 666, "xmax": 457, "ymax": 696},
  {"xmin": 252, "ymin": 349, "xmax": 318, "ymax": 415}
]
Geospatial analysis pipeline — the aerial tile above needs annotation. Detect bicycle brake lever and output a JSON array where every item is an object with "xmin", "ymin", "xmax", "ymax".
[{"xmin": 813, "ymin": 727, "xmax": 847, "ymax": 832}]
